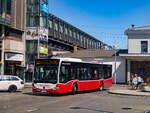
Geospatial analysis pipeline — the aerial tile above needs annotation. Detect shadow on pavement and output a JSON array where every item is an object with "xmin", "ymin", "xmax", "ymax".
[
  {"xmin": 70, "ymin": 106, "xmax": 113, "ymax": 113},
  {"xmin": 0, "ymin": 91, "xmax": 22, "ymax": 93},
  {"xmin": 23, "ymin": 89, "xmax": 108, "ymax": 97}
]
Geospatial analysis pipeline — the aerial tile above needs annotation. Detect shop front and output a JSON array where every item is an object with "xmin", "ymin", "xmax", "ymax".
[
  {"xmin": 4, "ymin": 53, "xmax": 25, "ymax": 78},
  {"xmin": 120, "ymin": 54, "xmax": 150, "ymax": 84},
  {"xmin": 131, "ymin": 61, "xmax": 150, "ymax": 81}
]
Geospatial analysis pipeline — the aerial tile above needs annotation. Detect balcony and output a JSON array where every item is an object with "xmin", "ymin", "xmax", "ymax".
[
  {"xmin": 0, "ymin": 17, "xmax": 11, "ymax": 26},
  {"xmin": 4, "ymin": 38, "xmax": 24, "ymax": 53}
]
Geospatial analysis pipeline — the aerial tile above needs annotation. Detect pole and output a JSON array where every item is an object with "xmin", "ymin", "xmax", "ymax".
[
  {"xmin": 1, "ymin": 25, "xmax": 5, "ymax": 75},
  {"xmin": 114, "ymin": 48, "xmax": 117, "ymax": 84},
  {"xmin": 37, "ymin": 27, "xmax": 40, "ymax": 59}
]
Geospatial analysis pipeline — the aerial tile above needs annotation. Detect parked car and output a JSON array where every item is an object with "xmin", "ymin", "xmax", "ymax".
[{"xmin": 0, "ymin": 75, "xmax": 24, "ymax": 92}]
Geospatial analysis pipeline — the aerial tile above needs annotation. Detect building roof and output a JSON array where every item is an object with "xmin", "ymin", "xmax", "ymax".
[
  {"xmin": 54, "ymin": 49, "xmax": 118, "ymax": 58},
  {"xmin": 132, "ymin": 25, "xmax": 150, "ymax": 30},
  {"xmin": 125, "ymin": 25, "xmax": 150, "ymax": 35}
]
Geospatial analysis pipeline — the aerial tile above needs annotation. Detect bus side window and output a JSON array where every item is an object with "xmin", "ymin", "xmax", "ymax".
[
  {"xmin": 99, "ymin": 66, "xmax": 104, "ymax": 79},
  {"xmin": 83, "ymin": 68, "xmax": 87, "ymax": 80},
  {"xmin": 87, "ymin": 68, "xmax": 92, "ymax": 80},
  {"xmin": 103, "ymin": 65, "xmax": 110, "ymax": 79},
  {"xmin": 79, "ymin": 69, "xmax": 83, "ymax": 80},
  {"xmin": 91, "ymin": 68, "xmax": 95, "ymax": 80},
  {"xmin": 76, "ymin": 68, "xmax": 80, "ymax": 80},
  {"xmin": 78, "ymin": 68, "xmax": 84, "ymax": 80},
  {"xmin": 60, "ymin": 66, "xmax": 67, "ymax": 83},
  {"xmin": 71, "ymin": 67, "xmax": 76, "ymax": 80}
]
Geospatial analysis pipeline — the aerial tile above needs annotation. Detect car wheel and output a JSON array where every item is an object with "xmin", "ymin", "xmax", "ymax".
[
  {"xmin": 99, "ymin": 82, "xmax": 104, "ymax": 91},
  {"xmin": 8, "ymin": 85, "xmax": 17, "ymax": 92},
  {"xmin": 72, "ymin": 84, "xmax": 77, "ymax": 95}
]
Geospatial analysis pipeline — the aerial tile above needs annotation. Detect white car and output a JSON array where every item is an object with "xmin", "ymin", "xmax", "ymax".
[{"xmin": 0, "ymin": 75, "xmax": 24, "ymax": 92}]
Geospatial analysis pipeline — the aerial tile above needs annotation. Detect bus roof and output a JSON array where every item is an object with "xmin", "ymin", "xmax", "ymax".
[
  {"xmin": 36, "ymin": 58, "xmax": 112, "ymax": 66},
  {"xmin": 36, "ymin": 57, "xmax": 82, "ymax": 62},
  {"xmin": 54, "ymin": 57, "xmax": 83, "ymax": 62}
]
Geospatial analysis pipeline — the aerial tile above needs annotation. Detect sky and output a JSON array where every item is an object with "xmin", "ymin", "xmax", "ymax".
[{"xmin": 48, "ymin": 0, "xmax": 150, "ymax": 49}]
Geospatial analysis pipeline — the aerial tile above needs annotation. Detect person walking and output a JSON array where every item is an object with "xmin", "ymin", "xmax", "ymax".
[{"xmin": 132, "ymin": 74, "xmax": 138, "ymax": 89}]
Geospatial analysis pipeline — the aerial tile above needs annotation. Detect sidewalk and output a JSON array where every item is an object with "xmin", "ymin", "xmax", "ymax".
[
  {"xmin": 108, "ymin": 84, "xmax": 150, "ymax": 96},
  {"xmin": 24, "ymin": 83, "xmax": 32, "ymax": 88}
]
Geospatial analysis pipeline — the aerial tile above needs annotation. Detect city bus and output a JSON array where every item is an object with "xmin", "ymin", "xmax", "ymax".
[{"xmin": 32, "ymin": 58, "xmax": 112, "ymax": 94}]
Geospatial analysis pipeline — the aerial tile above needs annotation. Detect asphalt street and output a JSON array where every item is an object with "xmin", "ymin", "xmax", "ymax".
[{"xmin": 0, "ymin": 87, "xmax": 150, "ymax": 113}]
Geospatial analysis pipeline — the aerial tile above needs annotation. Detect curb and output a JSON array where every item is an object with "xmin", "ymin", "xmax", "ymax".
[{"xmin": 108, "ymin": 90, "xmax": 150, "ymax": 97}]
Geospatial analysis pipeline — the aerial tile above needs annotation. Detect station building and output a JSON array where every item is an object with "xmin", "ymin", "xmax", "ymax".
[{"xmin": 120, "ymin": 25, "xmax": 150, "ymax": 84}]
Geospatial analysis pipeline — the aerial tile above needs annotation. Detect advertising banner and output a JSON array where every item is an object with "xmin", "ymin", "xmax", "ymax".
[
  {"xmin": 39, "ymin": 27, "xmax": 48, "ymax": 42},
  {"xmin": 40, "ymin": 1, "xmax": 48, "ymax": 14},
  {"xmin": 26, "ymin": 27, "xmax": 39, "ymax": 40},
  {"xmin": 26, "ymin": 27, "xmax": 48, "ymax": 41},
  {"xmin": 40, "ymin": 47, "xmax": 48, "ymax": 54},
  {"xmin": 5, "ymin": 53, "xmax": 24, "ymax": 61}
]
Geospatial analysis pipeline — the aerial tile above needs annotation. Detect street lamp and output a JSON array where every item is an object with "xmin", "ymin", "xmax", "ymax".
[
  {"xmin": 37, "ymin": 26, "xmax": 40, "ymax": 59},
  {"xmin": 113, "ymin": 45, "xmax": 117, "ymax": 84}
]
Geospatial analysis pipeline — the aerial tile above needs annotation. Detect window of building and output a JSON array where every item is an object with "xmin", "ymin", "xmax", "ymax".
[
  {"xmin": 0, "ymin": 0, "xmax": 2, "ymax": 16},
  {"xmin": 54, "ymin": 21, "xmax": 58, "ymax": 31},
  {"xmin": 26, "ymin": 13, "xmax": 30, "ymax": 27},
  {"xmin": 87, "ymin": 38, "xmax": 89, "ymax": 48},
  {"xmin": 141, "ymin": 41, "xmax": 148, "ymax": 53},
  {"xmin": 69, "ymin": 29, "xmax": 72, "ymax": 37},
  {"xmin": 48, "ymin": 18, "xmax": 52, "ymax": 28},
  {"xmin": 77, "ymin": 33, "xmax": 79, "ymax": 41},
  {"xmin": 73, "ymin": 31, "xmax": 76, "ymax": 38},
  {"xmin": 40, "ymin": 15, "xmax": 48, "ymax": 28},
  {"xmin": 34, "ymin": 15, "xmax": 39, "ymax": 26},
  {"xmin": 84, "ymin": 36, "xmax": 86, "ymax": 47},
  {"xmin": 80, "ymin": 34, "xmax": 83, "ymax": 45},
  {"xmin": 65, "ymin": 26, "xmax": 68, "ymax": 35},
  {"xmin": 60, "ymin": 24, "xmax": 63, "ymax": 33},
  {"xmin": 6, "ymin": 0, "xmax": 11, "ymax": 15}
]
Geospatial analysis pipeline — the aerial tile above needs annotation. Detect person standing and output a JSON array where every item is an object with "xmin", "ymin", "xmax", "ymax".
[
  {"xmin": 137, "ymin": 75, "xmax": 144, "ymax": 89},
  {"xmin": 132, "ymin": 74, "xmax": 138, "ymax": 89}
]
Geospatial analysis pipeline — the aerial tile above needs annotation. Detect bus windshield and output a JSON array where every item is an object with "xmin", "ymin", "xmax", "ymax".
[{"xmin": 34, "ymin": 59, "xmax": 59, "ymax": 84}]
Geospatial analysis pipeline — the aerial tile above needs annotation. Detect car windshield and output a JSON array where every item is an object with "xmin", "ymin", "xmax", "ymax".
[{"xmin": 34, "ymin": 66, "xmax": 58, "ymax": 84}]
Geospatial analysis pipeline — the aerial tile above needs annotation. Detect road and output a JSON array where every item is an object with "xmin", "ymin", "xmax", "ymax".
[{"xmin": 0, "ymin": 87, "xmax": 150, "ymax": 113}]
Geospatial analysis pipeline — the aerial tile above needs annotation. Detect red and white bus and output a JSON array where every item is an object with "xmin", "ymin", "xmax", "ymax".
[{"xmin": 32, "ymin": 58, "xmax": 112, "ymax": 94}]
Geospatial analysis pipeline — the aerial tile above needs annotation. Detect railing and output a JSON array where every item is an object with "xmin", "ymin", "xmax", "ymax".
[{"xmin": 0, "ymin": 17, "xmax": 11, "ymax": 26}]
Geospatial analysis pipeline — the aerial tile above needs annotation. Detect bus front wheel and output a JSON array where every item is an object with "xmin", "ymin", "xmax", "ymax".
[{"xmin": 72, "ymin": 84, "xmax": 77, "ymax": 95}]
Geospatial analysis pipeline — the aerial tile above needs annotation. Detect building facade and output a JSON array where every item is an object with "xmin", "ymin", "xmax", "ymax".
[
  {"xmin": 0, "ymin": 0, "xmax": 26, "ymax": 76},
  {"xmin": 120, "ymin": 25, "xmax": 150, "ymax": 84},
  {"xmin": 26, "ymin": 0, "xmax": 49, "ymax": 82}
]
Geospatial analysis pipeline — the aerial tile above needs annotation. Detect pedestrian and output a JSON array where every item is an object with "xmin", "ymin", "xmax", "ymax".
[
  {"xmin": 136, "ymin": 75, "xmax": 144, "ymax": 89},
  {"xmin": 130, "ymin": 74, "xmax": 134, "ymax": 85},
  {"xmin": 132, "ymin": 74, "xmax": 138, "ymax": 89}
]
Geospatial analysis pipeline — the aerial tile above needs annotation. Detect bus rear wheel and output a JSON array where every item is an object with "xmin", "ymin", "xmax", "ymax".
[
  {"xmin": 72, "ymin": 84, "xmax": 77, "ymax": 95},
  {"xmin": 99, "ymin": 82, "xmax": 104, "ymax": 91}
]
